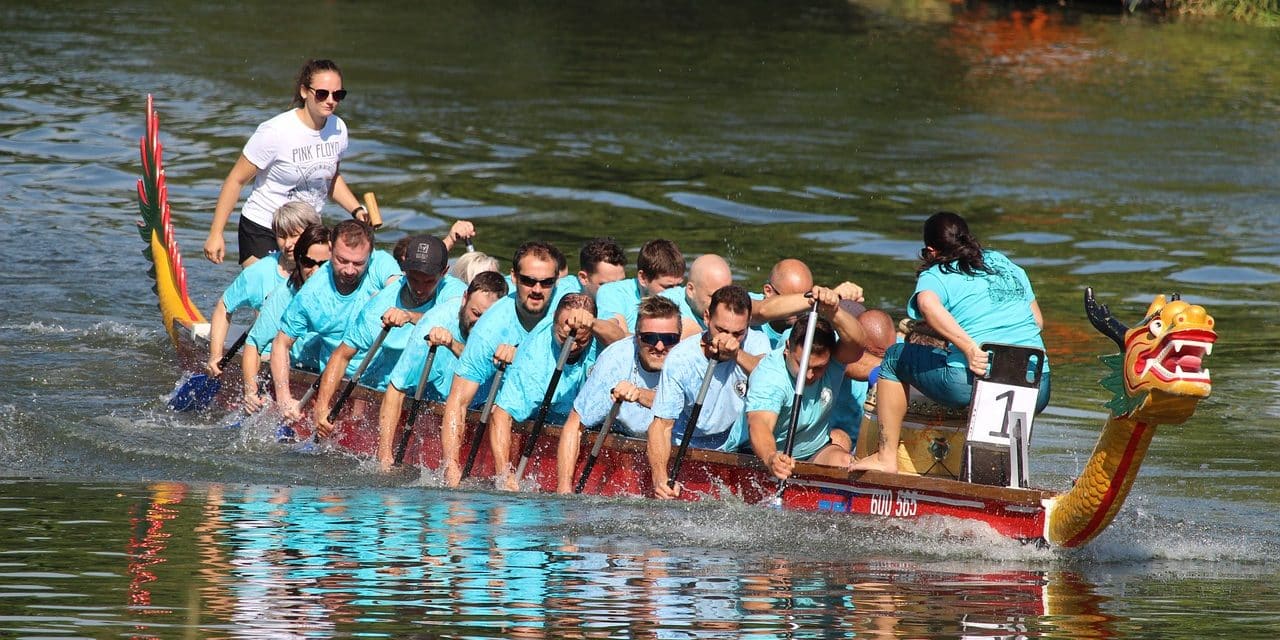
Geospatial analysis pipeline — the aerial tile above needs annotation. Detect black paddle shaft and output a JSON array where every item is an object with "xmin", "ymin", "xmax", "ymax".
[
  {"xmin": 393, "ymin": 343, "xmax": 439, "ymax": 466},
  {"xmin": 667, "ymin": 359, "xmax": 718, "ymax": 489},
  {"xmin": 327, "ymin": 325, "xmax": 391, "ymax": 424},
  {"xmin": 514, "ymin": 328, "xmax": 578, "ymax": 481},
  {"xmin": 574, "ymin": 398, "xmax": 623, "ymax": 494},
  {"xmin": 216, "ymin": 329, "xmax": 250, "ymax": 371},
  {"xmin": 461, "ymin": 361, "xmax": 507, "ymax": 480}
]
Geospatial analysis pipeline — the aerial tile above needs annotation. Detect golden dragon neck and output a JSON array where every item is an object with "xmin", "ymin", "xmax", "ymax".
[{"xmin": 1045, "ymin": 414, "xmax": 1155, "ymax": 548}]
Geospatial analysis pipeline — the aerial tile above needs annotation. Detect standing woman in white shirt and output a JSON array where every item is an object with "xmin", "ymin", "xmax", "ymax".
[{"xmin": 204, "ymin": 58, "xmax": 368, "ymax": 267}]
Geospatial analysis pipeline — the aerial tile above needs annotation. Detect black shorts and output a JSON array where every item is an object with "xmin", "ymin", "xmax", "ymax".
[{"xmin": 237, "ymin": 217, "xmax": 277, "ymax": 265}]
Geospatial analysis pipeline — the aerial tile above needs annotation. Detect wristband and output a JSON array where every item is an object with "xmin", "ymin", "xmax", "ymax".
[{"xmin": 351, "ymin": 205, "xmax": 367, "ymax": 218}]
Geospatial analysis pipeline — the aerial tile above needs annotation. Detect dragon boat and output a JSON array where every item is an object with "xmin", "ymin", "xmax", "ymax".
[{"xmin": 135, "ymin": 96, "xmax": 1216, "ymax": 549}]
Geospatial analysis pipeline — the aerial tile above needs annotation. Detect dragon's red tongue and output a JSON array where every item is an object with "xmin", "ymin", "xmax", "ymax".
[{"xmin": 1168, "ymin": 354, "xmax": 1202, "ymax": 371}]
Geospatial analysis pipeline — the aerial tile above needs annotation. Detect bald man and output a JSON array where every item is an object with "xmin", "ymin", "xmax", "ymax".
[
  {"xmin": 750, "ymin": 258, "xmax": 814, "ymax": 348},
  {"xmin": 661, "ymin": 253, "xmax": 734, "ymax": 339}
]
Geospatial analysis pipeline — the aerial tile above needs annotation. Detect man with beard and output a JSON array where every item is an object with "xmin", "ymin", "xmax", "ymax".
[
  {"xmin": 376, "ymin": 270, "xmax": 509, "ymax": 470},
  {"xmin": 440, "ymin": 241, "xmax": 566, "ymax": 487},
  {"xmin": 488, "ymin": 292, "xmax": 600, "ymax": 491},
  {"xmin": 312, "ymin": 234, "xmax": 466, "ymax": 436},
  {"xmin": 271, "ymin": 220, "xmax": 399, "ymax": 421},
  {"xmin": 555, "ymin": 295, "xmax": 682, "ymax": 494}
]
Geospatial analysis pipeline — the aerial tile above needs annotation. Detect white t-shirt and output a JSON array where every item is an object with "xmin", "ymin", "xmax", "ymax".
[{"xmin": 240, "ymin": 109, "xmax": 349, "ymax": 228}]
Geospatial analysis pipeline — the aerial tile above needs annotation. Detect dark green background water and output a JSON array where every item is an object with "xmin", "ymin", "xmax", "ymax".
[{"xmin": 2, "ymin": 1, "xmax": 1278, "ymax": 637}]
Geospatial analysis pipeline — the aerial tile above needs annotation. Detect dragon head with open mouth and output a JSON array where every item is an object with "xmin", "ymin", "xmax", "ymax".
[{"xmin": 1085, "ymin": 288, "xmax": 1216, "ymax": 424}]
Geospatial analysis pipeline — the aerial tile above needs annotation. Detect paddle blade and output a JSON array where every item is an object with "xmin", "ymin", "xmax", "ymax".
[{"xmin": 166, "ymin": 372, "xmax": 220, "ymax": 412}]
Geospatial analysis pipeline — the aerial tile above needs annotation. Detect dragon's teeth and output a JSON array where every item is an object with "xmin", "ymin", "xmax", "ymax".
[
  {"xmin": 1205, "ymin": 342, "xmax": 1213, "ymax": 356},
  {"xmin": 1173, "ymin": 340, "xmax": 1187, "ymax": 352}
]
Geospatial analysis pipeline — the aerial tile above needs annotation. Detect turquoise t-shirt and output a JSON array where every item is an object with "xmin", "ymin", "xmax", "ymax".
[
  {"xmin": 387, "ymin": 296, "xmax": 490, "ymax": 407},
  {"xmin": 494, "ymin": 321, "xmax": 599, "ymax": 424},
  {"xmin": 745, "ymin": 348, "xmax": 860, "ymax": 461},
  {"xmin": 651, "ymin": 328, "xmax": 770, "ymax": 451},
  {"xmin": 453, "ymin": 297, "xmax": 553, "ymax": 387},
  {"xmin": 278, "ymin": 249, "xmax": 399, "ymax": 369},
  {"xmin": 339, "ymin": 274, "xmax": 467, "ymax": 390},
  {"xmin": 908, "ymin": 249, "xmax": 1048, "ymax": 372},
  {"xmin": 220, "ymin": 252, "xmax": 286, "ymax": 312},
  {"xmin": 595, "ymin": 277, "xmax": 644, "ymax": 332},
  {"xmin": 659, "ymin": 286, "xmax": 708, "ymax": 332},
  {"xmin": 571, "ymin": 337, "xmax": 662, "ymax": 437}
]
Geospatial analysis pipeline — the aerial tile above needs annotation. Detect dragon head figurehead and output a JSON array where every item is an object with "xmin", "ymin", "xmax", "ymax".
[{"xmin": 1085, "ymin": 288, "xmax": 1215, "ymax": 425}]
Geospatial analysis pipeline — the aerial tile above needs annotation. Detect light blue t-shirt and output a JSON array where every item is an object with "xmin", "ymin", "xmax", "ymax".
[
  {"xmin": 659, "ymin": 286, "xmax": 708, "ymax": 332},
  {"xmin": 387, "ymin": 296, "xmax": 486, "ymax": 406},
  {"xmin": 745, "ymin": 348, "xmax": 861, "ymax": 461},
  {"xmin": 454, "ymin": 296, "xmax": 553, "ymax": 387},
  {"xmin": 908, "ymin": 249, "xmax": 1048, "ymax": 372},
  {"xmin": 220, "ymin": 253, "xmax": 286, "ymax": 312},
  {"xmin": 572, "ymin": 337, "xmax": 663, "ymax": 437},
  {"xmin": 244, "ymin": 282, "xmax": 320, "ymax": 366},
  {"xmin": 494, "ymin": 321, "xmax": 599, "ymax": 424},
  {"xmin": 278, "ymin": 249, "xmax": 399, "ymax": 369},
  {"xmin": 339, "ymin": 274, "xmax": 467, "ymax": 390},
  {"xmin": 651, "ymin": 328, "xmax": 770, "ymax": 451},
  {"xmin": 747, "ymin": 290, "xmax": 795, "ymax": 350},
  {"xmin": 595, "ymin": 277, "xmax": 645, "ymax": 332}
]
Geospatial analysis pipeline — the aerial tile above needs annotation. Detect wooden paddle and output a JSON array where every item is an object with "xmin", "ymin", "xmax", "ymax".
[
  {"xmin": 513, "ymin": 328, "xmax": 578, "ymax": 482},
  {"xmin": 461, "ymin": 361, "xmax": 507, "ymax": 480},
  {"xmin": 362, "ymin": 192, "xmax": 382, "ymax": 228},
  {"xmin": 393, "ymin": 343, "xmax": 438, "ymax": 466},
  {"xmin": 574, "ymin": 398, "xmax": 623, "ymax": 494},
  {"xmin": 769, "ymin": 298, "xmax": 820, "ymax": 508},
  {"xmin": 667, "ymin": 358, "xmax": 718, "ymax": 490}
]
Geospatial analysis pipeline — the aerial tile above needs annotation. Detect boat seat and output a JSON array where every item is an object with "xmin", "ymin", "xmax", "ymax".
[{"xmin": 855, "ymin": 343, "xmax": 1046, "ymax": 487}]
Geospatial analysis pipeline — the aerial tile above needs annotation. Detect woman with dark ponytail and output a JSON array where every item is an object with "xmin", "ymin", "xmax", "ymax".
[
  {"xmin": 204, "ymin": 59, "xmax": 365, "ymax": 267},
  {"xmin": 851, "ymin": 211, "xmax": 1050, "ymax": 474}
]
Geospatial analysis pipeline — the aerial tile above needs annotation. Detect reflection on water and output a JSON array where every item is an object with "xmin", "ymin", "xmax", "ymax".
[{"xmin": 3, "ymin": 480, "xmax": 1279, "ymax": 638}]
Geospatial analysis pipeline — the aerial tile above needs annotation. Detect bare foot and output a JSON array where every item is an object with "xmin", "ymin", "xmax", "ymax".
[{"xmin": 848, "ymin": 454, "xmax": 898, "ymax": 475}]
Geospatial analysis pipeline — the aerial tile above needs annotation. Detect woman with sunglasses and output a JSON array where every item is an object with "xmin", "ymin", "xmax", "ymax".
[
  {"xmin": 240, "ymin": 223, "xmax": 332, "ymax": 412},
  {"xmin": 204, "ymin": 58, "xmax": 364, "ymax": 267},
  {"xmin": 851, "ymin": 211, "xmax": 1050, "ymax": 474}
]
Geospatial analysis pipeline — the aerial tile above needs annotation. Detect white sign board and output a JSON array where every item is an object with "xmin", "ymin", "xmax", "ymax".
[{"xmin": 967, "ymin": 380, "xmax": 1038, "ymax": 447}]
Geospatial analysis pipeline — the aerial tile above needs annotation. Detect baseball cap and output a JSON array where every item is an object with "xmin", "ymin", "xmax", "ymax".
[{"xmin": 401, "ymin": 235, "xmax": 448, "ymax": 275}]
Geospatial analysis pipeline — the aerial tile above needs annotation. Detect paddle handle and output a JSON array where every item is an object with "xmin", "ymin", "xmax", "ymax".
[
  {"xmin": 216, "ymin": 329, "xmax": 249, "ymax": 371},
  {"xmin": 394, "ymin": 343, "xmax": 438, "ymax": 466},
  {"xmin": 362, "ymin": 192, "xmax": 382, "ymax": 228},
  {"xmin": 514, "ymin": 329, "xmax": 577, "ymax": 481},
  {"xmin": 668, "ymin": 359, "xmax": 718, "ymax": 489},
  {"xmin": 462, "ymin": 362, "xmax": 507, "ymax": 480},
  {"xmin": 327, "ymin": 325, "xmax": 391, "ymax": 424},
  {"xmin": 774, "ymin": 300, "xmax": 820, "ymax": 504},
  {"xmin": 574, "ymin": 398, "xmax": 623, "ymax": 494}
]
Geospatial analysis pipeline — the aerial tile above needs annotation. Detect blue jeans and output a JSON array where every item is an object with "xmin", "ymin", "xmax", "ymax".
[{"xmin": 879, "ymin": 342, "xmax": 1051, "ymax": 413}]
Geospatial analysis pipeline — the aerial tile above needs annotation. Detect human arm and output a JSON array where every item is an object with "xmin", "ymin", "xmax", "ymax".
[
  {"xmin": 241, "ymin": 344, "xmax": 266, "ymax": 413},
  {"xmin": 646, "ymin": 417, "xmax": 679, "ymax": 499},
  {"xmin": 1031, "ymin": 299, "xmax": 1044, "ymax": 329},
  {"xmin": 747, "ymin": 410, "xmax": 793, "ymax": 480},
  {"xmin": 442, "ymin": 221, "xmax": 476, "ymax": 252},
  {"xmin": 612, "ymin": 381, "xmax": 655, "ymax": 409},
  {"xmin": 593, "ymin": 316, "xmax": 630, "ymax": 346},
  {"xmin": 329, "ymin": 173, "xmax": 365, "ymax": 222},
  {"xmin": 270, "ymin": 331, "xmax": 300, "ymax": 418},
  {"xmin": 555, "ymin": 410, "xmax": 586, "ymax": 494},
  {"xmin": 205, "ymin": 155, "xmax": 260, "ymax": 264},
  {"xmin": 206, "ymin": 300, "xmax": 233, "ymax": 376},
  {"xmin": 377, "ymin": 384, "xmax": 408, "ymax": 472},
  {"xmin": 313, "ymin": 343, "xmax": 357, "ymax": 438},
  {"xmin": 487, "ymin": 406, "xmax": 518, "ymax": 491},
  {"xmin": 427, "ymin": 326, "xmax": 463, "ymax": 358},
  {"xmin": 915, "ymin": 290, "xmax": 988, "ymax": 376},
  {"xmin": 811, "ymin": 286, "xmax": 867, "ymax": 365},
  {"xmin": 440, "ymin": 376, "xmax": 482, "ymax": 487}
]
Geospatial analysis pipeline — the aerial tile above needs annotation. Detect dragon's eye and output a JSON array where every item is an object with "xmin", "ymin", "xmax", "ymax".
[{"xmin": 1148, "ymin": 317, "xmax": 1163, "ymax": 334}]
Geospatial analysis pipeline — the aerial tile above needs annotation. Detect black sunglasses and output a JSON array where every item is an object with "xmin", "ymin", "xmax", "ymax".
[
  {"xmin": 298, "ymin": 256, "xmax": 328, "ymax": 269},
  {"xmin": 309, "ymin": 86, "xmax": 348, "ymax": 102},
  {"xmin": 516, "ymin": 273, "xmax": 557, "ymax": 289},
  {"xmin": 638, "ymin": 331, "xmax": 681, "ymax": 348}
]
